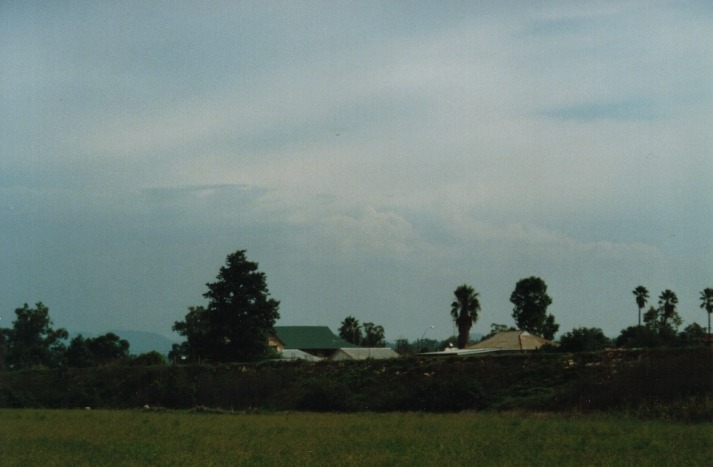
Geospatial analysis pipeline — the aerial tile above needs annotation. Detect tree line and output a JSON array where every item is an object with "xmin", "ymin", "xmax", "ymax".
[
  {"xmin": 1, "ymin": 249, "xmax": 711, "ymax": 369},
  {"xmin": 0, "ymin": 303, "xmax": 165, "ymax": 371}
]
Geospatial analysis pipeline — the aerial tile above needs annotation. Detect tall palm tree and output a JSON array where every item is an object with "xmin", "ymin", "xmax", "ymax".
[
  {"xmin": 658, "ymin": 289, "xmax": 678, "ymax": 327},
  {"xmin": 700, "ymin": 288, "xmax": 713, "ymax": 337},
  {"xmin": 451, "ymin": 284, "xmax": 481, "ymax": 349},
  {"xmin": 632, "ymin": 286, "xmax": 649, "ymax": 327}
]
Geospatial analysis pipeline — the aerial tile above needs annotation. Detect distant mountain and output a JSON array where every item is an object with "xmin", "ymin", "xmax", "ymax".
[
  {"xmin": 110, "ymin": 330, "xmax": 177, "ymax": 355},
  {"xmin": 72, "ymin": 330, "xmax": 177, "ymax": 355}
]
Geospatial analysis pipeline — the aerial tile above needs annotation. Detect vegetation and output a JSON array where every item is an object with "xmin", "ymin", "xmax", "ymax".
[
  {"xmin": 701, "ymin": 288, "xmax": 713, "ymax": 336},
  {"xmin": 2, "ymin": 348, "xmax": 710, "ymax": 421},
  {"xmin": 558, "ymin": 327, "xmax": 611, "ymax": 352},
  {"xmin": 65, "ymin": 333, "xmax": 130, "ymax": 368},
  {"xmin": 362, "ymin": 322, "xmax": 385, "ymax": 347},
  {"xmin": 338, "ymin": 316, "xmax": 363, "ymax": 345},
  {"xmin": 657, "ymin": 289, "xmax": 681, "ymax": 331},
  {"xmin": 338, "ymin": 317, "xmax": 386, "ymax": 347},
  {"xmin": 2, "ymin": 303, "xmax": 68, "ymax": 370},
  {"xmin": 632, "ymin": 285, "xmax": 649, "ymax": 327},
  {"xmin": 172, "ymin": 250, "xmax": 280, "ymax": 362},
  {"xmin": 450, "ymin": 284, "xmax": 481, "ymax": 348},
  {"xmin": 1, "ymin": 409, "xmax": 710, "ymax": 466},
  {"xmin": 510, "ymin": 277, "xmax": 559, "ymax": 340}
]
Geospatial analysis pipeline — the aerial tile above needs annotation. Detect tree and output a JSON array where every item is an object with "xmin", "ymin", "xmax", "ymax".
[
  {"xmin": 658, "ymin": 289, "xmax": 680, "ymax": 330},
  {"xmin": 678, "ymin": 322, "xmax": 706, "ymax": 347},
  {"xmin": 700, "ymin": 288, "xmax": 713, "ymax": 337},
  {"xmin": 171, "ymin": 306, "xmax": 209, "ymax": 362},
  {"xmin": 0, "ymin": 328, "xmax": 11, "ymax": 371},
  {"xmin": 86, "ymin": 332, "xmax": 130, "ymax": 364},
  {"xmin": 632, "ymin": 285, "xmax": 649, "ymax": 327},
  {"xmin": 131, "ymin": 351, "xmax": 167, "ymax": 366},
  {"xmin": 65, "ymin": 335, "xmax": 95, "ymax": 368},
  {"xmin": 172, "ymin": 250, "xmax": 280, "ymax": 362},
  {"xmin": 450, "ymin": 284, "xmax": 481, "ymax": 349},
  {"xmin": 616, "ymin": 325, "xmax": 664, "ymax": 348},
  {"xmin": 65, "ymin": 333, "xmax": 130, "ymax": 367},
  {"xmin": 338, "ymin": 316, "xmax": 363, "ymax": 345},
  {"xmin": 510, "ymin": 277, "xmax": 559, "ymax": 340},
  {"xmin": 5, "ymin": 302, "xmax": 68, "ymax": 369},
  {"xmin": 558, "ymin": 327, "xmax": 611, "ymax": 352},
  {"xmin": 641, "ymin": 295, "xmax": 682, "ymax": 346},
  {"xmin": 362, "ymin": 322, "xmax": 385, "ymax": 347}
]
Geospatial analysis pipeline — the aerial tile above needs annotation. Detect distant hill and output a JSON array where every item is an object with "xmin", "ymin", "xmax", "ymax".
[
  {"xmin": 72, "ymin": 330, "xmax": 177, "ymax": 355},
  {"xmin": 110, "ymin": 330, "xmax": 177, "ymax": 355}
]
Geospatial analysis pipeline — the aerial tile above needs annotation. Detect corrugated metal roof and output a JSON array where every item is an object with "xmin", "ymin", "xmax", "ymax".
[
  {"xmin": 420, "ymin": 348, "xmax": 500, "ymax": 357},
  {"xmin": 331, "ymin": 347, "xmax": 400, "ymax": 360},
  {"xmin": 278, "ymin": 349, "xmax": 322, "ymax": 361},
  {"xmin": 468, "ymin": 330, "xmax": 552, "ymax": 350},
  {"xmin": 273, "ymin": 326, "xmax": 359, "ymax": 350}
]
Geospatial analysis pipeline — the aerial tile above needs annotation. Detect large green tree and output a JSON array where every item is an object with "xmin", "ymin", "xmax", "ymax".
[
  {"xmin": 65, "ymin": 333, "xmax": 130, "ymax": 367},
  {"xmin": 173, "ymin": 250, "xmax": 280, "ymax": 362},
  {"xmin": 700, "ymin": 288, "xmax": 713, "ymax": 337},
  {"xmin": 171, "ymin": 306, "xmax": 210, "ymax": 362},
  {"xmin": 5, "ymin": 302, "xmax": 68, "ymax": 369},
  {"xmin": 338, "ymin": 315, "xmax": 363, "ymax": 345},
  {"xmin": 450, "ymin": 284, "xmax": 481, "ymax": 349},
  {"xmin": 632, "ymin": 285, "xmax": 649, "ymax": 327},
  {"xmin": 510, "ymin": 277, "xmax": 559, "ymax": 340}
]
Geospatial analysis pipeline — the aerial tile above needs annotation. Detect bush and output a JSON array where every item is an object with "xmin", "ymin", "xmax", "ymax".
[{"xmin": 559, "ymin": 327, "xmax": 611, "ymax": 352}]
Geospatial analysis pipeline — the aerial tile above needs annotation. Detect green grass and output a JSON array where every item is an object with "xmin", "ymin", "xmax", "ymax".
[{"xmin": 1, "ymin": 409, "xmax": 711, "ymax": 466}]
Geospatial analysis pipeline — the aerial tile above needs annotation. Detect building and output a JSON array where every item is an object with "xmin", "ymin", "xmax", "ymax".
[
  {"xmin": 271, "ymin": 326, "xmax": 359, "ymax": 359},
  {"xmin": 331, "ymin": 347, "xmax": 399, "ymax": 361},
  {"xmin": 468, "ymin": 330, "xmax": 554, "ymax": 351}
]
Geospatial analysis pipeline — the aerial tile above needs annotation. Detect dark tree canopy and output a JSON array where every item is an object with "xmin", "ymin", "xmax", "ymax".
[
  {"xmin": 65, "ymin": 333, "xmax": 130, "ymax": 367},
  {"xmin": 338, "ymin": 316, "xmax": 363, "ymax": 345},
  {"xmin": 700, "ymin": 288, "xmax": 713, "ymax": 336},
  {"xmin": 510, "ymin": 277, "xmax": 558, "ymax": 340},
  {"xmin": 173, "ymin": 250, "xmax": 280, "ymax": 362},
  {"xmin": 4, "ymin": 302, "xmax": 68, "ymax": 369},
  {"xmin": 451, "ymin": 284, "xmax": 481, "ymax": 349},
  {"xmin": 658, "ymin": 289, "xmax": 679, "ymax": 329},
  {"xmin": 558, "ymin": 327, "xmax": 611, "ymax": 353},
  {"xmin": 363, "ymin": 322, "xmax": 385, "ymax": 347}
]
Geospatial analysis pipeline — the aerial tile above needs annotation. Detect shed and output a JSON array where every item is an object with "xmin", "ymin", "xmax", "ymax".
[
  {"xmin": 331, "ymin": 347, "xmax": 399, "ymax": 361},
  {"xmin": 272, "ymin": 326, "xmax": 358, "ymax": 359},
  {"xmin": 278, "ymin": 349, "xmax": 322, "ymax": 362}
]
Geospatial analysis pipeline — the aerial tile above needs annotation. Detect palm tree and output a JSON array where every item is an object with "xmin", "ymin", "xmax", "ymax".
[
  {"xmin": 451, "ymin": 284, "xmax": 481, "ymax": 349},
  {"xmin": 658, "ymin": 289, "xmax": 678, "ymax": 328},
  {"xmin": 632, "ymin": 286, "xmax": 649, "ymax": 327},
  {"xmin": 338, "ymin": 315, "xmax": 363, "ymax": 345},
  {"xmin": 700, "ymin": 288, "xmax": 713, "ymax": 338}
]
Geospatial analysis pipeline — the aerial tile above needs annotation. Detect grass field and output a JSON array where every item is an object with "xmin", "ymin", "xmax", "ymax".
[{"xmin": 1, "ymin": 409, "xmax": 711, "ymax": 466}]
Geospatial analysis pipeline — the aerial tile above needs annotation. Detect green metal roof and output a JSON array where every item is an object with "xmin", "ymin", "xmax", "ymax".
[{"xmin": 274, "ymin": 326, "xmax": 359, "ymax": 349}]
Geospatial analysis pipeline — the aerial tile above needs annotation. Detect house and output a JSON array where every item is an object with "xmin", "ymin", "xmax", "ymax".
[
  {"xmin": 272, "ymin": 326, "xmax": 358, "ymax": 359},
  {"xmin": 331, "ymin": 347, "xmax": 399, "ymax": 361},
  {"xmin": 468, "ymin": 330, "xmax": 554, "ymax": 351}
]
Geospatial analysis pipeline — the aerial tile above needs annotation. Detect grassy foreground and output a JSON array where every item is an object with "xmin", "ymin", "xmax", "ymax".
[{"xmin": 1, "ymin": 409, "xmax": 711, "ymax": 466}]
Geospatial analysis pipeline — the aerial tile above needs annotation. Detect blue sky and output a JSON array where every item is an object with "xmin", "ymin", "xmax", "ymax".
[{"xmin": 2, "ymin": 1, "xmax": 711, "ymax": 342}]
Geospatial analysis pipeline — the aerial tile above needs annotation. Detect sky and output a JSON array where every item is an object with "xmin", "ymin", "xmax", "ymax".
[{"xmin": 2, "ymin": 1, "xmax": 712, "ymax": 343}]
